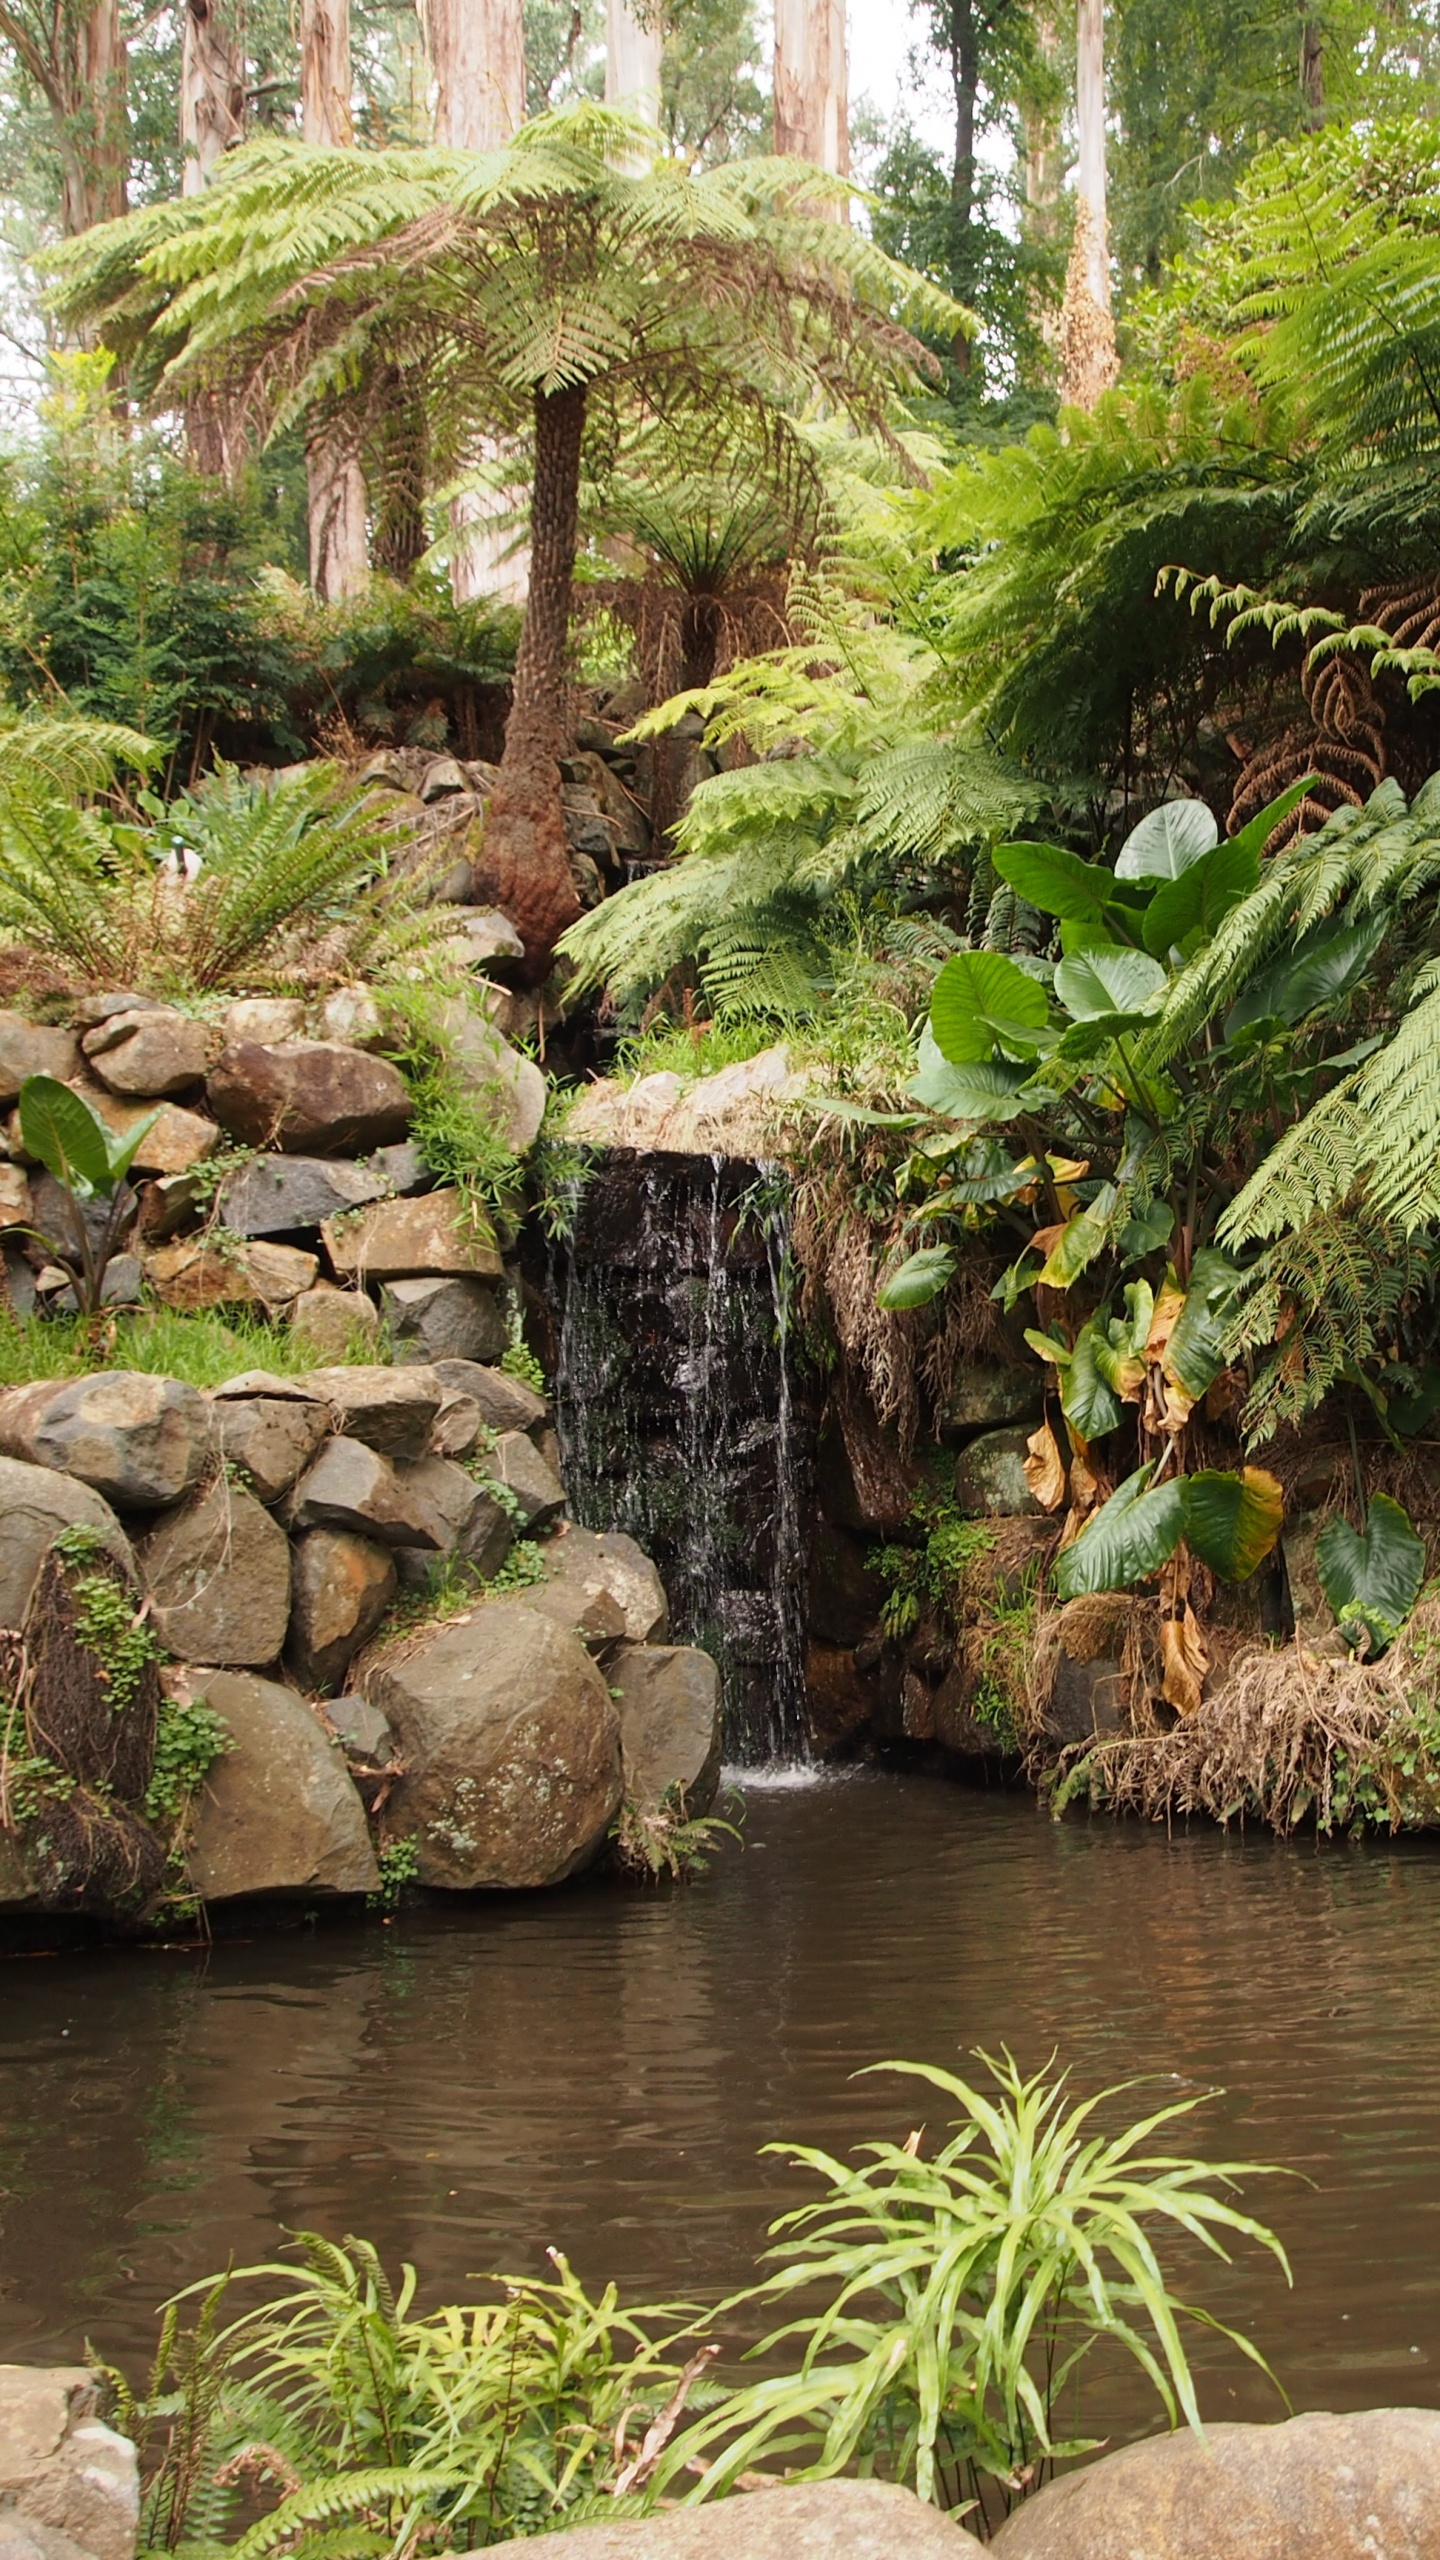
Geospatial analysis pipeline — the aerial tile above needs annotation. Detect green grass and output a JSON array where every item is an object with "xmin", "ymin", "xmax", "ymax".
[
  {"xmin": 0, "ymin": 1306, "xmax": 378, "ymax": 1388},
  {"xmin": 612, "ymin": 1016, "xmax": 777, "ymax": 1083}
]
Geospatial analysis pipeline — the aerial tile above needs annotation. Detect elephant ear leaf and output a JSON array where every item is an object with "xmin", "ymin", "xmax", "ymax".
[
  {"xmin": 877, "ymin": 1245, "xmax": 957, "ymax": 1310},
  {"xmin": 1053, "ymin": 1463, "xmax": 1188, "ymax": 1598},
  {"xmin": 1115, "ymin": 798, "xmax": 1218, "ymax": 881},
  {"xmin": 991, "ymin": 840, "xmax": 1116, "ymax": 924},
  {"xmin": 930, "ymin": 951, "xmax": 1050, "ymax": 1063},
  {"xmin": 17, "ymin": 1075, "xmax": 112, "ymax": 1199},
  {"xmin": 1183, "ymin": 1469, "xmax": 1284, "ymax": 1583},
  {"xmin": 1162, "ymin": 1249, "xmax": 1242, "ymax": 1408},
  {"xmin": 1315, "ymin": 1495, "xmax": 1426, "ymax": 1655}
]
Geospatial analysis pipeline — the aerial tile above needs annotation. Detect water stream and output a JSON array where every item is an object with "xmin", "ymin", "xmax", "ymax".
[
  {"xmin": 4, "ymin": 1773, "xmax": 1440, "ymax": 2445},
  {"xmin": 550, "ymin": 1150, "xmax": 811, "ymax": 1762}
]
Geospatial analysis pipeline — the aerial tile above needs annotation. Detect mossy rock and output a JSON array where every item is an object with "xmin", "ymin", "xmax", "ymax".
[{"xmin": 952, "ymin": 1427, "xmax": 1045, "ymax": 1519}]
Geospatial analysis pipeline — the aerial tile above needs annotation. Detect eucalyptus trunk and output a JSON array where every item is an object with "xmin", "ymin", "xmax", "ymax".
[
  {"xmin": 473, "ymin": 381, "xmax": 586, "ymax": 981},
  {"xmin": 1059, "ymin": 0, "xmax": 1116, "ymax": 410},
  {"xmin": 606, "ymin": 0, "xmax": 663, "ymax": 125},
  {"xmin": 301, "ymin": 0, "xmax": 368, "ymax": 600},
  {"xmin": 57, "ymin": 0, "xmax": 127, "ymax": 234},
  {"xmin": 180, "ymin": 0, "xmax": 244, "ymax": 194},
  {"xmin": 773, "ymin": 0, "xmax": 848, "ymax": 214}
]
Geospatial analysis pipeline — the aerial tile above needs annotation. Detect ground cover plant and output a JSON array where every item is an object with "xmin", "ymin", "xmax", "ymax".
[{"xmin": 100, "ymin": 2055, "xmax": 1288, "ymax": 2547}]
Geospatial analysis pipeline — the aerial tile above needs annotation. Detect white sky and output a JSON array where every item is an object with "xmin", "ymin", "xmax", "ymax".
[{"xmin": 846, "ymin": 0, "xmax": 956, "ymax": 155}]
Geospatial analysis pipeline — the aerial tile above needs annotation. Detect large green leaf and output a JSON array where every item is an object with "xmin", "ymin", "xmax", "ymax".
[
  {"xmin": 991, "ymin": 841, "xmax": 1116, "ymax": 925},
  {"xmin": 1054, "ymin": 1464, "xmax": 1187, "ymax": 1597},
  {"xmin": 1315, "ymin": 1495, "xmax": 1426, "ymax": 1655},
  {"xmin": 1183, "ymin": 1469, "xmax": 1284, "ymax": 1583},
  {"xmin": 1163, "ymin": 1248, "xmax": 1242, "ymax": 1401},
  {"xmin": 1115, "ymin": 799, "xmax": 1217, "ymax": 882},
  {"xmin": 930, "ymin": 951, "xmax": 1051, "ymax": 1064},
  {"xmin": 1035, "ymin": 1182, "xmax": 1119, "ymax": 1289},
  {"xmin": 1055, "ymin": 945, "xmax": 1166, "ymax": 1023},
  {"xmin": 1224, "ymin": 908, "xmax": 1387, "ymax": 1039},
  {"xmin": 17, "ymin": 1075, "xmax": 112, "ymax": 1199},
  {"xmin": 1141, "ymin": 834, "xmax": 1262, "ymax": 959},
  {"xmin": 1060, "ymin": 1322, "xmax": 1124, "ymax": 1440},
  {"xmin": 877, "ymin": 1246, "xmax": 956, "ymax": 1310},
  {"xmin": 907, "ymin": 1029, "xmax": 1035, "ymax": 1123}
]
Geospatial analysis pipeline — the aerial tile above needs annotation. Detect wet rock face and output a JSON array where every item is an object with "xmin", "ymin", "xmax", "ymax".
[
  {"xmin": 139, "ymin": 1479, "xmax": 292, "ymax": 1666},
  {"xmin": 186, "ymin": 1672, "xmax": 379, "ymax": 1900},
  {"xmin": 0, "ymin": 1374, "xmax": 213, "ymax": 1509},
  {"xmin": 485, "ymin": 2478, "xmax": 983, "ymax": 2557},
  {"xmin": 0, "ymin": 2365, "xmax": 139, "ymax": 2560},
  {"xmin": 367, "ymin": 1600, "xmax": 622, "ymax": 1889},
  {"xmin": 207, "ymin": 1040, "xmax": 412, "ymax": 1154},
  {"xmin": 987, "ymin": 2407, "xmax": 1440, "ymax": 2559},
  {"xmin": 612, "ymin": 1646, "xmax": 721, "ymax": 1813}
]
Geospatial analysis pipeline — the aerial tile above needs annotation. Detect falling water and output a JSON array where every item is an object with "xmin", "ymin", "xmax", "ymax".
[{"xmin": 550, "ymin": 1149, "xmax": 812, "ymax": 1764}]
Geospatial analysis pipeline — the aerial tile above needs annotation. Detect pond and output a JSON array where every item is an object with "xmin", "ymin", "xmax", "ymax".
[{"xmin": 2, "ymin": 1768, "xmax": 1438, "ymax": 2448}]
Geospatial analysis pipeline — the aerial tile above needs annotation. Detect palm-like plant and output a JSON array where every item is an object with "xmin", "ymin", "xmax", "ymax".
[{"xmin": 53, "ymin": 106, "xmax": 964, "ymax": 981}]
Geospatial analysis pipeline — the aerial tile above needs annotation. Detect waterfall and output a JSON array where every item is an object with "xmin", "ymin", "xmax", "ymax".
[{"xmin": 550, "ymin": 1149, "xmax": 812, "ymax": 1765}]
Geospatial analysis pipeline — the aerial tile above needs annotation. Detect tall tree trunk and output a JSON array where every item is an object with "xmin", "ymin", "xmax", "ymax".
[
  {"xmin": 57, "ymin": 0, "xmax": 127, "ymax": 233},
  {"xmin": 425, "ymin": 0, "xmax": 525, "ymax": 147},
  {"xmin": 473, "ymin": 381, "xmax": 586, "ymax": 982},
  {"xmin": 301, "ymin": 0, "xmax": 368, "ymax": 601},
  {"xmin": 606, "ymin": 0, "xmax": 663, "ymax": 124},
  {"xmin": 1059, "ymin": 0, "xmax": 1116, "ymax": 410},
  {"xmin": 1299, "ymin": 9, "xmax": 1324, "ymax": 122},
  {"xmin": 425, "ymin": 0, "xmax": 530, "ymax": 606},
  {"xmin": 773, "ymin": 0, "xmax": 848, "ymax": 214},
  {"xmin": 945, "ymin": 0, "xmax": 979, "ymax": 368},
  {"xmin": 1022, "ymin": 4, "xmax": 1064, "ymax": 354},
  {"xmin": 180, "ymin": 0, "xmax": 245, "ymax": 193}
]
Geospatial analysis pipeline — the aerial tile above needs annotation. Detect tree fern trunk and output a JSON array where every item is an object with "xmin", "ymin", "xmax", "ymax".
[{"xmin": 476, "ymin": 379, "xmax": 585, "ymax": 982}]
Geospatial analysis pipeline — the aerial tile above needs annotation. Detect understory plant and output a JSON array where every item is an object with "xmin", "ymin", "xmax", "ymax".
[
  {"xmin": 18, "ymin": 1074, "xmax": 157, "ymax": 1315},
  {"xmin": 608, "ymin": 1785, "xmax": 743, "ymax": 1882}
]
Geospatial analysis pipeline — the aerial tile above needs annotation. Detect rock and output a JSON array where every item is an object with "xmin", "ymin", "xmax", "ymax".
[
  {"xmin": 1281, "ymin": 1517, "xmax": 1333, "ymax": 1645},
  {"xmin": 444, "ymin": 908, "xmax": 525, "ymax": 964},
  {"xmin": 564, "ymin": 1046, "xmax": 808, "ymax": 1157},
  {"xmin": 207, "ymin": 1040, "xmax": 412, "ymax": 1154},
  {"xmin": 392, "ymin": 1454, "xmax": 513, "ymax": 1584},
  {"xmin": 0, "ymin": 1829, "xmax": 40, "ymax": 1912},
  {"xmin": 430, "ymin": 1389, "xmax": 483, "ymax": 1459},
  {"xmin": 383, "ymin": 1275, "xmax": 509, "ymax": 1364},
  {"xmin": 144, "ymin": 1237, "xmax": 318, "ymax": 1312},
  {"xmin": 219, "ymin": 1155, "xmax": 388, "ymax": 1238},
  {"xmin": 187, "ymin": 1671, "xmax": 379, "ymax": 1899},
  {"xmin": 71, "ymin": 1086, "xmax": 218, "ymax": 1176},
  {"xmin": 329, "ymin": 1693, "xmax": 394, "ymax": 1762},
  {"xmin": 299, "ymin": 1365, "xmax": 443, "ymax": 1459},
  {"xmin": 939, "ymin": 1362, "xmax": 1044, "ymax": 1436},
  {"xmin": 72, "ymin": 991, "xmax": 147, "ymax": 1028},
  {"xmin": 432, "ymin": 1359, "xmax": 547, "ymax": 1433},
  {"xmin": 288, "ymin": 1436, "xmax": 446, "ymax": 1549},
  {"xmin": 488, "ymin": 2480, "xmax": 982, "ymax": 2558},
  {"xmin": 531, "ymin": 1526, "xmax": 668, "ymax": 1645},
  {"xmin": 612, "ymin": 1646, "xmax": 721, "ymax": 1813},
  {"xmin": 420, "ymin": 754, "xmax": 466, "ymax": 799},
  {"xmin": 0, "ymin": 2365, "xmax": 139, "ymax": 2560},
  {"xmin": 0, "ymin": 1372, "xmax": 212, "ymax": 1509},
  {"xmin": 224, "ymin": 997, "xmax": 306, "ymax": 1045},
  {"xmin": 0, "ymin": 1456, "xmax": 133, "ymax": 1632},
  {"xmin": 366, "ymin": 1140, "xmax": 431, "ymax": 1196},
  {"xmin": 0, "ymin": 1016, "xmax": 80, "ymax": 1105},
  {"xmin": 931, "ymin": 1663, "xmax": 1013, "ymax": 1757},
  {"xmin": 211, "ymin": 1387, "xmax": 329, "ymax": 1505},
  {"xmin": 0, "ymin": 1165, "xmax": 28, "ymax": 1228},
  {"xmin": 288, "ymin": 1284, "xmax": 382, "ymax": 1361},
  {"xmin": 808, "ymin": 1522, "xmax": 887, "ymax": 1647},
  {"xmin": 135, "ymin": 1171, "xmax": 206, "ymax": 1243},
  {"xmin": 1043, "ymin": 1594, "xmax": 1132, "ymax": 1745},
  {"xmin": 432, "ymin": 999, "xmax": 546, "ymax": 1151},
  {"xmin": 140, "ymin": 1478, "xmax": 291, "ymax": 1665},
  {"xmin": 322, "ymin": 1191, "xmax": 504, "ymax": 1281},
  {"xmin": 489, "ymin": 1429, "xmax": 565, "ymax": 1528},
  {"xmin": 988, "ymin": 2406, "xmax": 1440, "ymax": 2560},
  {"xmin": 287, "ymin": 1529, "xmax": 396, "ymax": 1691},
  {"xmin": 317, "ymin": 986, "xmax": 385, "ymax": 1049},
  {"xmin": 81, "ymin": 1009, "xmax": 211, "ymax": 1097},
  {"xmin": 367, "ymin": 1600, "xmax": 622, "ymax": 1888},
  {"xmin": 953, "ymin": 1426, "xmax": 1046, "ymax": 1519}
]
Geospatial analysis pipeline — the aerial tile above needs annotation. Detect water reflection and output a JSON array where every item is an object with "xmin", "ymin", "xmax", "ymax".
[{"xmin": 2, "ymin": 1773, "xmax": 1438, "ymax": 2442}]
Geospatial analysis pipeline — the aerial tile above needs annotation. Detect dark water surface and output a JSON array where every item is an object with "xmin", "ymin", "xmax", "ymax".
[{"xmin": 3, "ymin": 1769, "xmax": 1440, "ymax": 2440}]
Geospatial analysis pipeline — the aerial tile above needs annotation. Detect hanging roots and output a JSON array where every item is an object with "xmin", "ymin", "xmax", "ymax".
[
  {"xmin": 1050, "ymin": 1604, "xmax": 1440, "ymax": 1835},
  {"xmin": 26, "ymin": 1787, "xmax": 165, "ymax": 1916}
]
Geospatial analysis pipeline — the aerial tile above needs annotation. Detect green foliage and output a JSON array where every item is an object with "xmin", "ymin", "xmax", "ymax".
[
  {"xmin": 52, "ymin": 1522, "xmax": 164, "ymax": 1708},
  {"xmin": 0, "ymin": 1305, "xmax": 367, "ymax": 1390},
  {"xmin": 378, "ymin": 974, "xmax": 524, "ymax": 1230},
  {"xmin": 499, "ymin": 1339, "xmax": 546, "ymax": 1396},
  {"xmin": 1315, "ymin": 1496, "xmax": 1427, "ymax": 1658},
  {"xmin": 18, "ymin": 1071, "xmax": 153, "ymax": 1316},
  {"xmin": 143, "ymin": 1693, "xmax": 233, "ymax": 1828},
  {"xmin": 609, "ymin": 1784, "xmax": 743, "ymax": 1882},
  {"xmin": 368, "ymin": 1835, "xmax": 420, "ymax": 1911},
  {"xmin": 876, "ymin": 1494, "xmax": 993, "ymax": 1641},
  {"xmin": 658, "ymin": 2052, "xmax": 1288, "ymax": 2525}
]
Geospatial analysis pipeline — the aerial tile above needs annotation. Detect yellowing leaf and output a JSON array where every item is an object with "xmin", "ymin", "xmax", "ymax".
[
  {"xmin": 1161, "ymin": 1609, "xmax": 1209, "ymax": 1717},
  {"xmin": 1023, "ymin": 1421, "xmax": 1067, "ymax": 1512},
  {"xmin": 1145, "ymin": 1273, "xmax": 1186, "ymax": 1363}
]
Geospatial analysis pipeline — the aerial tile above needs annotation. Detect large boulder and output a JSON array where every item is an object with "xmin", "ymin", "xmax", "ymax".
[
  {"xmin": 299, "ymin": 1365, "xmax": 443, "ymax": 1459},
  {"xmin": 210, "ymin": 1377, "xmax": 329, "ymax": 1504},
  {"xmin": 219, "ymin": 1155, "xmax": 388, "ymax": 1238},
  {"xmin": 207, "ymin": 1040, "xmax": 412, "ymax": 1154},
  {"xmin": 144, "ymin": 1238, "xmax": 318, "ymax": 1313},
  {"xmin": 432, "ymin": 1001, "xmax": 546, "ymax": 1152},
  {"xmin": 0, "ymin": 1458, "xmax": 132, "ymax": 1630},
  {"xmin": 287, "ymin": 1284, "xmax": 382, "ymax": 1361},
  {"xmin": 0, "ymin": 1017, "xmax": 80, "ymax": 1104},
  {"xmin": 564, "ymin": 1046, "xmax": 808, "ymax": 1158},
  {"xmin": 287, "ymin": 1529, "xmax": 396, "ymax": 1691},
  {"xmin": 391, "ymin": 1455, "xmax": 512, "ymax": 1587},
  {"xmin": 989, "ymin": 2407, "xmax": 1440, "ymax": 2559},
  {"xmin": 612, "ymin": 1646, "xmax": 721, "ymax": 1813},
  {"xmin": 81, "ymin": 1008, "xmax": 211, "ymax": 1097},
  {"xmin": 432, "ymin": 1359, "xmax": 547, "ymax": 1435},
  {"xmin": 382, "ymin": 1277, "xmax": 509, "ymax": 1365},
  {"xmin": 367, "ymin": 1600, "xmax": 621, "ymax": 1888},
  {"xmin": 288, "ymin": 1437, "xmax": 446, "ymax": 1550},
  {"xmin": 139, "ymin": 1478, "xmax": 291, "ymax": 1665},
  {"xmin": 0, "ymin": 2366, "xmax": 139, "ymax": 2560},
  {"xmin": 939, "ymin": 1362, "xmax": 1043, "ymax": 1436},
  {"xmin": 488, "ymin": 1429, "xmax": 566, "ymax": 1528},
  {"xmin": 68, "ymin": 1085, "xmax": 218, "ymax": 1176},
  {"xmin": 953, "ymin": 1427, "xmax": 1046, "ymax": 1519},
  {"xmin": 0, "ymin": 1374, "xmax": 212, "ymax": 1509},
  {"xmin": 489, "ymin": 2481, "xmax": 981, "ymax": 2557},
  {"xmin": 187, "ymin": 1671, "xmax": 379, "ymax": 1899},
  {"xmin": 321, "ymin": 1192, "xmax": 504, "ymax": 1281},
  {"xmin": 527, "ymin": 1527, "xmax": 668, "ymax": 1647}
]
